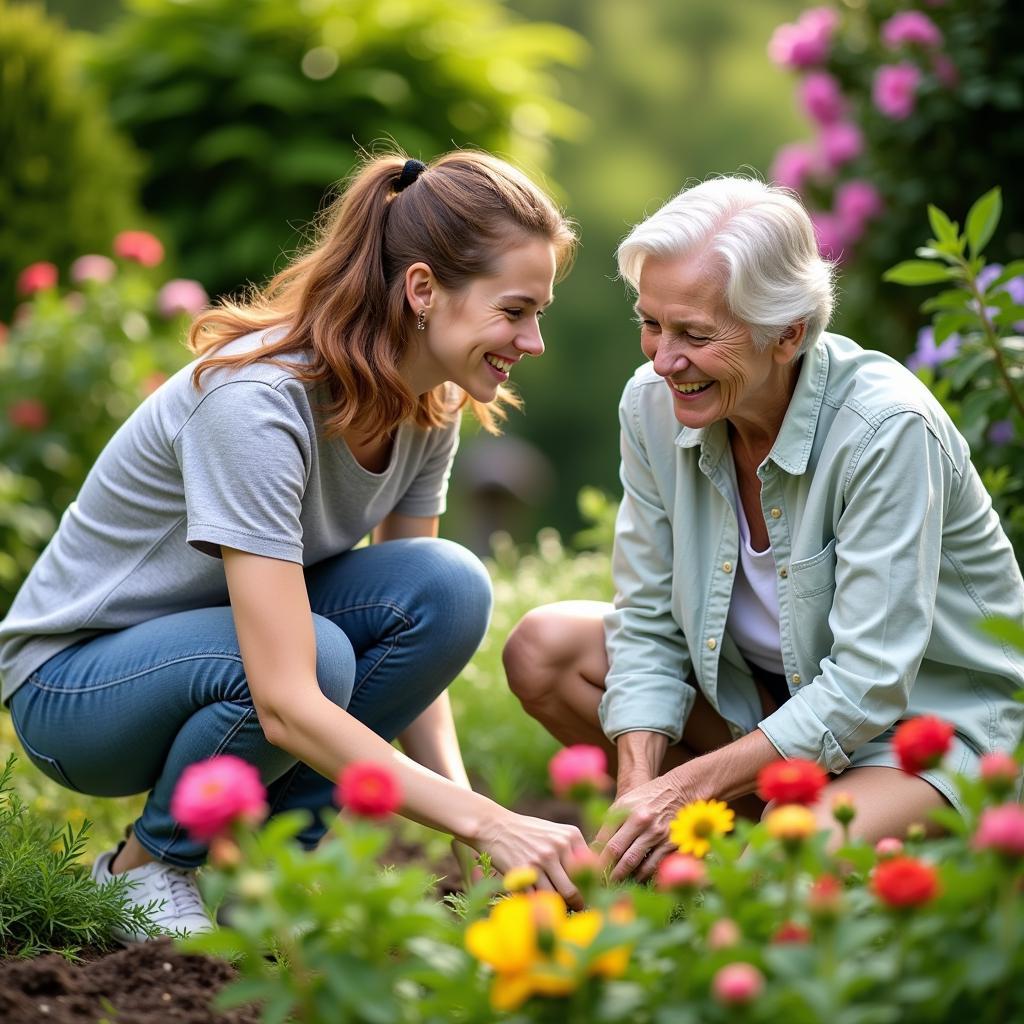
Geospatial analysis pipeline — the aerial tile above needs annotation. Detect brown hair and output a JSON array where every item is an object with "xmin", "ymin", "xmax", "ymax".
[{"xmin": 187, "ymin": 150, "xmax": 576, "ymax": 437}]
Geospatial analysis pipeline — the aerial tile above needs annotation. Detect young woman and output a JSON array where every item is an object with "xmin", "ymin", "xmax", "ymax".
[{"xmin": 0, "ymin": 151, "xmax": 589, "ymax": 940}]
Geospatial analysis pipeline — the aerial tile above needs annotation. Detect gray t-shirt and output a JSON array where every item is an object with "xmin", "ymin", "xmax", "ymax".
[{"xmin": 0, "ymin": 329, "xmax": 460, "ymax": 704}]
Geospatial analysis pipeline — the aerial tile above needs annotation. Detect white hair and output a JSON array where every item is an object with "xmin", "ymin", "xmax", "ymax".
[{"xmin": 616, "ymin": 176, "xmax": 835, "ymax": 353}]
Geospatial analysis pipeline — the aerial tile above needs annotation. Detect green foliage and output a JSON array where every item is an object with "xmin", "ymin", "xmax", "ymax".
[
  {"xmin": 0, "ymin": 0, "xmax": 142, "ymax": 317},
  {"xmin": 0, "ymin": 244, "xmax": 195, "ymax": 614},
  {"xmin": 886, "ymin": 189, "xmax": 1024, "ymax": 561},
  {"xmin": 87, "ymin": 0, "xmax": 587, "ymax": 297},
  {"xmin": 0, "ymin": 753, "xmax": 160, "ymax": 957}
]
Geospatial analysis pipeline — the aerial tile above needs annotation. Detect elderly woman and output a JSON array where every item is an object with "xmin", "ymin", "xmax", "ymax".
[{"xmin": 503, "ymin": 176, "xmax": 1024, "ymax": 881}]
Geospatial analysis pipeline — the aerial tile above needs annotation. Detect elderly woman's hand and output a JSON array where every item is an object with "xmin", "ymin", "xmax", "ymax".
[{"xmin": 594, "ymin": 767, "xmax": 699, "ymax": 882}]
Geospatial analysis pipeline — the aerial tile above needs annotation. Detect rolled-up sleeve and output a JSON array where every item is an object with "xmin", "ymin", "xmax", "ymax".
[
  {"xmin": 600, "ymin": 380, "xmax": 695, "ymax": 742},
  {"xmin": 759, "ymin": 411, "xmax": 956, "ymax": 771}
]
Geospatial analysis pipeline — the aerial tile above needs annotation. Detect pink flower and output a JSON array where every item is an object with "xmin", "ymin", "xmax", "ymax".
[
  {"xmin": 7, "ymin": 398, "xmax": 48, "ymax": 431},
  {"xmin": 70, "ymin": 255, "xmax": 116, "ymax": 284},
  {"xmin": 170, "ymin": 755, "xmax": 268, "ymax": 841},
  {"xmin": 881, "ymin": 11, "xmax": 943, "ymax": 50},
  {"xmin": 836, "ymin": 179, "xmax": 883, "ymax": 237},
  {"xmin": 158, "ymin": 278, "xmax": 209, "ymax": 318},
  {"xmin": 980, "ymin": 753, "xmax": 1020, "ymax": 795},
  {"xmin": 113, "ymin": 230, "xmax": 165, "ymax": 267},
  {"xmin": 873, "ymin": 63, "xmax": 922, "ymax": 120},
  {"xmin": 548, "ymin": 744, "xmax": 611, "ymax": 799},
  {"xmin": 974, "ymin": 804, "xmax": 1024, "ymax": 858},
  {"xmin": 336, "ymin": 762, "xmax": 403, "ymax": 818},
  {"xmin": 712, "ymin": 963, "xmax": 764, "ymax": 1006},
  {"xmin": 875, "ymin": 837, "xmax": 904, "ymax": 859},
  {"xmin": 769, "ymin": 142, "xmax": 821, "ymax": 192},
  {"xmin": 707, "ymin": 917, "xmax": 742, "ymax": 950},
  {"xmin": 768, "ymin": 7, "xmax": 839, "ymax": 69},
  {"xmin": 656, "ymin": 853, "xmax": 708, "ymax": 892},
  {"xmin": 565, "ymin": 846, "xmax": 602, "ymax": 885},
  {"xmin": 810, "ymin": 211, "xmax": 847, "ymax": 261},
  {"xmin": 820, "ymin": 121, "xmax": 863, "ymax": 169},
  {"xmin": 17, "ymin": 261, "xmax": 58, "ymax": 296},
  {"xmin": 799, "ymin": 71, "xmax": 846, "ymax": 125}
]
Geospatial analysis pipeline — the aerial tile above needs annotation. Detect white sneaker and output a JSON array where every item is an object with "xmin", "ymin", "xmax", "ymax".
[{"xmin": 91, "ymin": 848, "xmax": 215, "ymax": 944}]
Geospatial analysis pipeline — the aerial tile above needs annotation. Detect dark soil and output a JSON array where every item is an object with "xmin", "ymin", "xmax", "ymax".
[{"xmin": 0, "ymin": 798, "xmax": 583, "ymax": 1023}]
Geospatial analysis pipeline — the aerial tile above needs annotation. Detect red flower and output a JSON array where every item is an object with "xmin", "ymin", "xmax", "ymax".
[
  {"xmin": 336, "ymin": 762, "xmax": 402, "ymax": 819},
  {"xmin": 871, "ymin": 856, "xmax": 940, "ymax": 908},
  {"xmin": 113, "ymin": 230, "xmax": 165, "ymax": 267},
  {"xmin": 17, "ymin": 261, "xmax": 58, "ymax": 296},
  {"xmin": 892, "ymin": 716, "xmax": 954, "ymax": 774},
  {"xmin": 757, "ymin": 758, "xmax": 827, "ymax": 805},
  {"xmin": 773, "ymin": 921, "xmax": 811, "ymax": 944},
  {"xmin": 170, "ymin": 755, "xmax": 268, "ymax": 841},
  {"xmin": 8, "ymin": 398, "xmax": 48, "ymax": 431},
  {"xmin": 808, "ymin": 873, "xmax": 843, "ymax": 918}
]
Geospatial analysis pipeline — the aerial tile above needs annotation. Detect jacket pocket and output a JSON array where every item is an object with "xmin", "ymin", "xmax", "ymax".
[{"xmin": 789, "ymin": 538, "xmax": 838, "ymax": 598}]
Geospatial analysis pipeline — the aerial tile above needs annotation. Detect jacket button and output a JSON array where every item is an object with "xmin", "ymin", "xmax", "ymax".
[
  {"xmin": 707, "ymin": 638, "xmax": 717, "ymax": 650},
  {"xmin": 769, "ymin": 507, "xmax": 782, "ymax": 519},
  {"xmin": 779, "ymin": 567, "xmax": 788, "ymax": 579},
  {"xmin": 722, "ymin": 561, "xmax": 733, "ymax": 573},
  {"xmin": 791, "ymin": 673, "xmax": 801, "ymax": 685}
]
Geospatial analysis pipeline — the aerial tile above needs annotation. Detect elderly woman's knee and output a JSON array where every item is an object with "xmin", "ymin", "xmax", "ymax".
[{"xmin": 503, "ymin": 607, "xmax": 575, "ymax": 705}]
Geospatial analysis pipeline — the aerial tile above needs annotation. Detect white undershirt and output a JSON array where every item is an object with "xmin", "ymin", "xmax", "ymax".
[{"xmin": 725, "ymin": 497, "xmax": 785, "ymax": 674}]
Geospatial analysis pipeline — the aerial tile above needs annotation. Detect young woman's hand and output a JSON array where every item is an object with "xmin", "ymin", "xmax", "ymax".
[{"xmin": 473, "ymin": 809, "xmax": 591, "ymax": 909}]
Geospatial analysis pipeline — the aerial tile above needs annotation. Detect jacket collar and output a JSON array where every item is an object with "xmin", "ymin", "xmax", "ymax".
[{"xmin": 673, "ymin": 333, "xmax": 830, "ymax": 477}]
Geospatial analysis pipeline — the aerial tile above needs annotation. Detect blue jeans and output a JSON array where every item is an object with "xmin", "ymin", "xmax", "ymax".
[{"xmin": 9, "ymin": 538, "xmax": 492, "ymax": 867}]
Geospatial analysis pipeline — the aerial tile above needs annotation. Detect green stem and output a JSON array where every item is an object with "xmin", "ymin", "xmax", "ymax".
[{"xmin": 965, "ymin": 270, "xmax": 1024, "ymax": 421}]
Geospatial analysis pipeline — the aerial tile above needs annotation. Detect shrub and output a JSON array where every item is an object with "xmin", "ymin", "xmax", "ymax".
[
  {"xmin": 766, "ymin": 0, "xmax": 1024, "ymax": 358},
  {"xmin": 0, "ymin": 754, "xmax": 160, "ymax": 957},
  {"xmin": 0, "ymin": 0, "xmax": 143, "ymax": 318},
  {"xmin": 88, "ymin": 0, "xmax": 587, "ymax": 296},
  {"xmin": 0, "ymin": 236, "xmax": 200, "ymax": 613}
]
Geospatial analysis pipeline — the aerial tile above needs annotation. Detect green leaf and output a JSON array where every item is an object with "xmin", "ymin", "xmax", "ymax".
[
  {"xmin": 927, "ymin": 204, "xmax": 959, "ymax": 246},
  {"xmin": 965, "ymin": 187, "xmax": 1002, "ymax": 257},
  {"xmin": 948, "ymin": 348, "xmax": 994, "ymax": 390},
  {"xmin": 884, "ymin": 261, "xmax": 956, "ymax": 286},
  {"xmin": 980, "ymin": 616, "xmax": 1024, "ymax": 652}
]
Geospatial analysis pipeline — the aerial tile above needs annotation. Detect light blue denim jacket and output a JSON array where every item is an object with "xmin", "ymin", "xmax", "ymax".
[{"xmin": 599, "ymin": 332, "xmax": 1024, "ymax": 771}]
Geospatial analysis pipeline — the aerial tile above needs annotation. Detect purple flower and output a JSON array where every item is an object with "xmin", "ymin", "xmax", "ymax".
[
  {"xmin": 157, "ymin": 278, "xmax": 209, "ymax": 318},
  {"xmin": 987, "ymin": 420, "xmax": 1015, "ymax": 447},
  {"xmin": 70, "ymin": 254, "xmax": 116, "ymax": 284},
  {"xmin": 799, "ymin": 71, "xmax": 846, "ymax": 125},
  {"xmin": 881, "ymin": 11, "xmax": 943, "ymax": 50},
  {"xmin": 770, "ymin": 142, "xmax": 821, "ymax": 193},
  {"xmin": 873, "ymin": 63, "xmax": 922, "ymax": 120},
  {"xmin": 907, "ymin": 325, "xmax": 962, "ymax": 371},
  {"xmin": 977, "ymin": 264, "xmax": 1005, "ymax": 292},
  {"xmin": 820, "ymin": 121, "xmax": 863, "ymax": 169},
  {"xmin": 768, "ymin": 7, "xmax": 839, "ymax": 69}
]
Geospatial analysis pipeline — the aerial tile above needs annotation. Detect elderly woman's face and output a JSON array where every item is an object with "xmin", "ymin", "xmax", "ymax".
[{"xmin": 635, "ymin": 253, "xmax": 794, "ymax": 432}]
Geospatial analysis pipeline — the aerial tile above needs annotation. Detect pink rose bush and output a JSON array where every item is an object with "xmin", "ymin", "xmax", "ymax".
[
  {"xmin": 170, "ymin": 754, "xmax": 268, "ymax": 841},
  {"xmin": 873, "ymin": 63, "xmax": 922, "ymax": 120}
]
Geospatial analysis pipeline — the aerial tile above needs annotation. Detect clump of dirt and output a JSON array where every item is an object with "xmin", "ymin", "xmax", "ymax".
[{"xmin": 0, "ymin": 938, "xmax": 260, "ymax": 1023}]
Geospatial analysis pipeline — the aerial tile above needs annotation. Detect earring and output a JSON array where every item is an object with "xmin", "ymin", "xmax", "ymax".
[{"xmin": 416, "ymin": 308, "xmax": 427, "ymax": 331}]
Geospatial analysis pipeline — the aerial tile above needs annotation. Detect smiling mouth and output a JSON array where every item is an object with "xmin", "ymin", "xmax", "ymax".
[
  {"xmin": 669, "ymin": 379, "xmax": 714, "ymax": 395},
  {"xmin": 484, "ymin": 354, "xmax": 514, "ymax": 374}
]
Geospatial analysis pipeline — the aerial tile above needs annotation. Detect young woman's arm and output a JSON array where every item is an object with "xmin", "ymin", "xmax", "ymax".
[{"xmin": 222, "ymin": 546, "xmax": 587, "ymax": 901}]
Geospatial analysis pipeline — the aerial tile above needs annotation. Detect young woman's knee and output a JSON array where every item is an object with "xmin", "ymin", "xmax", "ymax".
[
  {"xmin": 406, "ymin": 537, "xmax": 494, "ymax": 644},
  {"xmin": 312, "ymin": 614, "xmax": 357, "ymax": 709}
]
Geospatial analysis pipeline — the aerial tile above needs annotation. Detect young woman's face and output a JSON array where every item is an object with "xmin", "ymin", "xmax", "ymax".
[{"xmin": 414, "ymin": 236, "xmax": 557, "ymax": 401}]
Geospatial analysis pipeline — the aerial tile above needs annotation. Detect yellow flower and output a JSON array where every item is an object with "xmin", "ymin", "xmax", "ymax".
[
  {"xmin": 670, "ymin": 799, "xmax": 735, "ymax": 858},
  {"xmin": 765, "ymin": 804, "xmax": 818, "ymax": 841},
  {"xmin": 503, "ymin": 866, "xmax": 539, "ymax": 892}
]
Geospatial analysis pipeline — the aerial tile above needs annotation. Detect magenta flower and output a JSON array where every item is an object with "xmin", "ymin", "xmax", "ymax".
[
  {"xmin": 810, "ymin": 211, "xmax": 847, "ymax": 261},
  {"xmin": 158, "ymin": 278, "xmax": 210, "ymax": 318},
  {"xmin": 974, "ymin": 804, "xmax": 1024, "ymax": 858},
  {"xmin": 881, "ymin": 11, "xmax": 943, "ymax": 50},
  {"xmin": 769, "ymin": 142, "xmax": 820, "ymax": 192},
  {"xmin": 113, "ymin": 230, "xmax": 165, "ymax": 267},
  {"xmin": 70, "ymin": 254, "xmax": 117, "ymax": 284},
  {"xmin": 170, "ymin": 755, "xmax": 268, "ymax": 841},
  {"xmin": 712, "ymin": 963, "xmax": 765, "ymax": 1006},
  {"xmin": 820, "ymin": 121, "xmax": 863, "ymax": 169},
  {"xmin": 873, "ymin": 63, "xmax": 922, "ymax": 120},
  {"xmin": 907, "ymin": 325, "xmax": 961, "ymax": 372},
  {"xmin": 836, "ymin": 179, "xmax": 883, "ymax": 237},
  {"xmin": 548, "ymin": 744, "xmax": 611, "ymax": 799},
  {"xmin": 16, "ymin": 261, "xmax": 58, "ymax": 296},
  {"xmin": 768, "ymin": 7, "xmax": 839, "ymax": 69},
  {"xmin": 799, "ymin": 71, "xmax": 846, "ymax": 125}
]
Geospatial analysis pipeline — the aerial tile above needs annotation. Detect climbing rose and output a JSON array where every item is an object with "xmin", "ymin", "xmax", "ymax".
[
  {"xmin": 171, "ymin": 755, "xmax": 268, "ymax": 841},
  {"xmin": 113, "ymin": 230, "xmax": 165, "ymax": 267},
  {"xmin": 549, "ymin": 745, "xmax": 611, "ymax": 798},
  {"xmin": 770, "ymin": 142, "xmax": 820, "ymax": 192},
  {"xmin": 336, "ymin": 762, "xmax": 402, "ymax": 818},
  {"xmin": 16, "ymin": 262, "xmax": 57, "ymax": 296},
  {"xmin": 973, "ymin": 804, "xmax": 1024, "ymax": 858},
  {"xmin": 835, "ymin": 180, "xmax": 883, "ymax": 237},
  {"xmin": 873, "ymin": 63, "xmax": 922, "ymax": 120},
  {"xmin": 820, "ymin": 121, "xmax": 863, "ymax": 169},
  {"xmin": 892, "ymin": 716, "xmax": 954, "ymax": 774},
  {"xmin": 798, "ymin": 71, "xmax": 845, "ymax": 125},
  {"xmin": 810, "ymin": 211, "xmax": 847, "ymax": 262},
  {"xmin": 712, "ymin": 963, "xmax": 764, "ymax": 1006},
  {"xmin": 872, "ymin": 856, "xmax": 940, "ymax": 908},
  {"xmin": 70, "ymin": 255, "xmax": 116, "ymax": 284},
  {"xmin": 757, "ymin": 758, "xmax": 827, "ymax": 805},
  {"xmin": 881, "ymin": 11, "xmax": 943, "ymax": 50},
  {"xmin": 158, "ymin": 279, "xmax": 209, "ymax": 318},
  {"xmin": 768, "ymin": 7, "xmax": 839, "ymax": 68}
]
